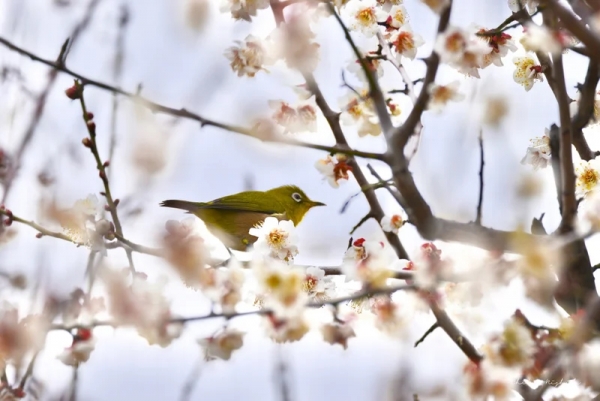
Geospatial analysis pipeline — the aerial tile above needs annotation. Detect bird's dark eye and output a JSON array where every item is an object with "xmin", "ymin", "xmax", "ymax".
[{"xmin": 292, "ymin": 192, "xmax": 302, "ymax": 203}]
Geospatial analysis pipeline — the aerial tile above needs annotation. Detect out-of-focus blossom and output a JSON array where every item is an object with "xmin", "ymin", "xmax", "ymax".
[
  {"xmin": 0, "ymin": 305, "xmax": 48, "ymax": 366},
  {"xmin": 250, "ymin": 117, "xmax": 284, "ymax": 141},
  {"xmin": 321, "ymin": 321, "xmax": 356, "ymax": 349},
  {"xmin": 508, "ymin": 0, "xmax": 538, "ymax": 14},
  {"xmin": 513, "ymin": 55, "xmax": 544, "ymax": 91},
  {"xmin": 408, "ymin": 242, "xmax": 452, "ymax": 290},
  {"xmin": 303, "ymin": 266, "xmax": 335, "ymax": 301},
  {"xmin": 162, "ymin": 218, "xmax": 211, "ymax": 289},
  {"xmin": 183, "ymin": 0, "xmax": 210, "ymax": 32},
  {"xmin": 343, "ymin": 0, "xmax": 387, "ymax": 37},
  {"xmin": 61, "ymin": 288, "xmax": 105, "ymax": 327},
  {"xmin": 420, "ymin": 0, "xmax": 450, "ymax": 14},
  {"xmin": 520, "ymin": 23, "xmax": 563, "ymax": 55},
  {"xmin": 380, "ymin": 213, "xmax": 406, "ymax": 234},
  {"xmin": 482, "ymin": 95, "xmax": 509, "ymax": 126},
  {"xmin": 206, "ymin": 261, "xmax": 246, "ymax": 314},
  {"xmin": 315, "ymin": 154, "xmax": 353, "ymax": 188},
  {"xmin": 51, "ymin": 195, "xmax": 107, "ymax": 255},
  {"xmin": 198, "ymin": 328, "xmax": 245, "ymax": 361},
  {"xmin": 347, "ymin": 51, "xmax": 385, "ymax": 81},
  {"xmin": 484, "ymin": 318, "xmax": 536, "ymax": 368},
  {"xmin": 0, "ymin": 148, "xmax": 14, "ymax": 184},
  {"xmin": 427, "ymin": 81, "xmax": 465, "ymax": 112},
  {"xmin": 377, "ymin": 0, "xmax": 403, "ymax": 12},
  {"xmin": 220, "ymin": 0, "xmax": 269, "ymax": 21},
  {"xmin": 579, "ymin": 189, "xmax": 600, "ymax": 232},
  {"xmin": 249, "ymin": 217, "xmax": 298, "ymax": 262},
  {"xmin": 342, "ymin": 239, "xmax": 394, "ymax": 289},
  {"xmin": 268, "ymin": 100, "xmax": 317, "ymax": 134},
  {"xmin": 101, "ymin": 269, "xmax": 182, "ymax": 347},
  {"xmin": 225, "ymin": 34, "xmax": 270, "ymax": 78},
  {"xmin": 57, "ymin": 328, "xmax": 96, "ymax": 366},
  {"xmin": 389, "ymin": 27, "xmax": 424, "ymax": 61},
  {"xmin": 521, "ymin": 128, "xmax": 551, "ymax": 170},
  {"xmin": 372, "ymin": 297, "xmax": 409, "ymax": 336},
  {"xmin": 253, "ymin": 260, "xmax": 306, "ymax": 317},
  {"xmin": 268, "ymin": 14, "xmax": 320, "ymax": 73},
  {"xmin": 463, "ymin": 360, "xmax": 521, "ymax": 400},
  {"xmin": 130, "ymin": 105, "xmax": 170, "ymax": 176},
  {"xmin": 570, "ymin": 91, "xmax": 600, "ymax": 127},
  {"xmin": 266, "ymin": 313, "xmax": 310, "ymax": 342},
  {"xmin": 575, "ymin": 339, "xmax": 600, "ymax": 391},
  {"xmin": 576, "ymin": 156, "xmax": 600, "ymax": 198},
  {"xmin": 435, "ymin": 26, "xmax": 490, "ymax": 78}
]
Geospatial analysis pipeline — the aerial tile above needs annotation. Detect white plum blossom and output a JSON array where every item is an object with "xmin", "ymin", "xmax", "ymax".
[
  {"xmin": 508, "ymin": 0, "xmax": 538, "ymax": 14},
  {"xmin": 513, "ymin": 55, "xmax": 544, "ymax": 91},
  {"xmin": 315, "ymin": 154, "xmax": 353, "ymax": 188},
  {"xmin": 303, "ymin": 266, "xmax": 335, "ymax": 301},
  {"xmin": 249, "ymin": 217, "xmax": 298, "ymax": 262},
  {"xmin": 520, "ymin": 23, "xmax": 562, "ymax": 55},
  {"xmin": 342, "ymin": 238, "xmax": 394, "ymax": 289},
  {"xmin": 198, "ymin": 329, "xmax": 245, "ymax": 361},
  {"xmin": 427, "ymin": 81, "xmax": 465, "ymax": 112},
  {"xmin": 265, "ymin": 313, "xmax": 310, "ymax": 342},
  {"xmin": 475, "ymin": 27, "xmax": 517, "ymax": 67},
  {"xmin": 347, "ymin": 52, "xmax": 385, "ymax": 80},
  {"xmin": 576, "ymin": 156, "xmax": 600, "ymax": 198},
  {"xmin": 224, "ymin": 34, "xmax": 270, "ymax": 78},
  {"xmin": 344, "ymin": 0, "xmax": 387, "ymax": 37},
  {"xmin": 386, "ymin": 5, "xmax": 409, "ymax": 29},
  {"xmin": 420, "ymin": 0, "xmax": 451, "ymax": 14},
  {"xmin": 220, "ymin": 0, "xmax": 269, "ymax": 21},
  {"xmin": 521, "ymin": 128, "xmax": 551, "ymax": 170},
  {"xmin": 389, "ymin": 27, "xmax": 424, "ymax": 61},
  {"xmin": 380, "ymin": 213, "xmax": 406, "ymax": 233}
]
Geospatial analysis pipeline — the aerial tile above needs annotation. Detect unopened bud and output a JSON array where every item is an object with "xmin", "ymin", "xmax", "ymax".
[
  {"xmin": 3, "ymin": 217, "xmax": 12, "ymax": 226},
  {"xmin": 103, "ymin": 160, "xmax": 110, "ymax": 168},
  {"xmin": 86, "ymin": 112, "xmax": 94, "ymax": 121},
  {"xmin": 82, "ymin": 137, "xmax": 92, "ymax": 148},
  {"xmin": 99, "ymin": 191, "xmax": 106, "ymax": 196},
  {"xmin": 104, "ymin": 205, "xmax": 110, "ymax": 211},
  {"xmin": 104, "ymin": 231, "xmax": 116, "ymax": 241},
  {"xmin": 9, "ymin": 274, "xmax": 27, "ymax": 290},
  {"xmin": 99, "ymin": 171, "xmax": 106, "ymax": 180},
  {"xmin": 36, "ymin": 233, "xmax": 43, "ymax": 239},
  {"xmin": 87, "ymin": 121, "xmax": 96, "ymax": 132},
  {"xmin": 65, "ymin": 85, "xmax": 81, "ymax": 100},
  {"xmin": 113, "ymin": 199, "xmax": 120, "ymax": 207}
]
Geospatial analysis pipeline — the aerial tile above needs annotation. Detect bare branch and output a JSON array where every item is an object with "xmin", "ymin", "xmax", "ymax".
[
  {"xmin": 414, "ymin": 322, "xmax": 439, "ymax": 347},
  {"xmin": 475, "ymin": 131, "xmax": 485, "ymax": 225},
  {"xmin": 572, "ymin": 60, "xmax": 600, "ymax": 161}
]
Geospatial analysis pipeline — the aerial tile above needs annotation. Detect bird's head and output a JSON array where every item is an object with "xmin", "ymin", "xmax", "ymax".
[{"xmin": 267, "ymin": 185, "xmax": 325, "ymax": 225}]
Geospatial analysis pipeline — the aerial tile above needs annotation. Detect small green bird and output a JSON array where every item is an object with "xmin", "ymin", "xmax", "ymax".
[{"xmin": 160, "ymin": 185, "xmax": 325, "ymax": 251}]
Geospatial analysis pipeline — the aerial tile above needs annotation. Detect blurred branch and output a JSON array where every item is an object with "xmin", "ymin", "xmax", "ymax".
[
  {"xmin": 553, "ymin": 49, "xmax": 577, "ymax": 234},
  {"xmin": 51, "ymin": 284, "xmax": 415, "ymax": 331},
  {"xmin": 17, "ymin": 351, "xmax": 39, "ymax": 392},
  {"xmin": 325, "ymin": 2, "xmax": 392, "ymax": 136},
  {"xmin": 389, "ymin": 3, "xmax": 452, "ymax": 150},
  {"xmin": 547, "ymin": 0, "xmax": 600, "ymax": 60},
  {"xmin": 572, "ymin": 61, "xmax": 600, "ymax": 161},
  {"xmin": 0, "ymin": 0, "xmax": 103, "ymax": 204}
]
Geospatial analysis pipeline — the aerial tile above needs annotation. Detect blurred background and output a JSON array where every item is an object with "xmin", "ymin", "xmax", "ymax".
[{"xmin": 0, "ymin": 0, "xmax": 598, "ymax": 399}]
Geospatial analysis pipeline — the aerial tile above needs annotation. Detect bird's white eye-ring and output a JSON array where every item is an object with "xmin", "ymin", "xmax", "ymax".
[{"xmin": 292, "ymin": 192, "xmax": 302, "ymax": 203}]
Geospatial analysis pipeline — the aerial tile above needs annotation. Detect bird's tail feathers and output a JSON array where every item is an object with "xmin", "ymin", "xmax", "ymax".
[{"xmin": 160, "ymin": 200, "xmax": 199, "ymax": 213}]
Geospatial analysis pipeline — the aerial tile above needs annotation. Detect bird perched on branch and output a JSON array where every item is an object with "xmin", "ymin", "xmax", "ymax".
[{"xmin": 160, "ymin": 185, "xmax": 325, "ymax": 251}]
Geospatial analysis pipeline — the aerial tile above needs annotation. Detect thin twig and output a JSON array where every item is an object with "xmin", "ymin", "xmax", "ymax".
[
  {"xmin": 349, "ymin": 212, "xmax": 373, "ymax": 235},
  {"xmin": 1, "ymin": 0, "xmax": 103, "ymax": 204},
  {"xmin": 17, "ymin": 351, "xmax": 39, "ymax": 391},
  {"xmin": 414, "ymin": 322, "xmax": 439, "ymax": 347}
]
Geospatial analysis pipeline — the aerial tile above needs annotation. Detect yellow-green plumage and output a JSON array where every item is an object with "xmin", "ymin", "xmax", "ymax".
[{"xmin": 160, "ymin": 185, "xmax": 325, "ymax": 251}]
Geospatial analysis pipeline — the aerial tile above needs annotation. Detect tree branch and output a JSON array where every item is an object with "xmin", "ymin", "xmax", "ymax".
[
  {"xmin": 475, "ymin": 131, "xmax": 484, "ymax": 225},
  {"xmin": 547, "ymin": 0, "xmax": 600, "ymax": 60}
]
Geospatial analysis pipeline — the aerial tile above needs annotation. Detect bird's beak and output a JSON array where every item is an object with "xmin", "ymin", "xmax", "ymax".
[{"xmin": 311, "ymin": 200, "xmax": 326, "ymax": 207}]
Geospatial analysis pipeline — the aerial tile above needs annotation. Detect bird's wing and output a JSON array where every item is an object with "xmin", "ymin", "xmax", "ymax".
[{"xmin": 197, "ymin": 192, "xmax": 281, "ymax": 215}]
